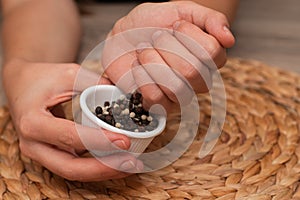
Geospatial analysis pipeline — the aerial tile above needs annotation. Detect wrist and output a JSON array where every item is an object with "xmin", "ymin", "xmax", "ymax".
[
  {"xmin": 2, "ymin": 57, "xmax": 30, "ymax": 72},
  {"xmin": 2, "ymin": 58, "xmax": 33, "ymax": 88}
]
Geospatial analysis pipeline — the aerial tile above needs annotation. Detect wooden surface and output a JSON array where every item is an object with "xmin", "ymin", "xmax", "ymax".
[{"xmin": 1, "ymin": 0, "xmax": 300, "ymax": 105}]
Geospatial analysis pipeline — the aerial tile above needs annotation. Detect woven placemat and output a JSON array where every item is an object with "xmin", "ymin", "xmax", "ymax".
[{"xmin": 1, "ymin": 58, "xmax": 300, "ymax": 200}]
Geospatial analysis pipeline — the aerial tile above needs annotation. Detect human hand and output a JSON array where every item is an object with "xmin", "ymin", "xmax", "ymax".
[
  {"xmin": 102, "ymin": 1, "xmax": 235, "ymax": 111},
  {"xmin": 2, "ymin": 59, "xmax": 143, "ymax": 181}
]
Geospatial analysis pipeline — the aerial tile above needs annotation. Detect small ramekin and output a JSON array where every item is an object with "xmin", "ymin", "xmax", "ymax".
[{"xmin": 79, "ymin": 85, "xmax": 166, "ymax": 155}]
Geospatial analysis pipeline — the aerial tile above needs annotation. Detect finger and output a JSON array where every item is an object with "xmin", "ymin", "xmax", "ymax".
[
  {"xmin": 174, "ymin": 1, "xmax": 235, "ymax": 48},
  {"xmin": 133, "ymin": 47, "xmax": 178, "ymax": 104},
  {"xmin": 173, "ymin": 20, "xmax": 227, "ymax": 69},
  {"xmin": 151, "ymin": 30, "xmax": 212, "ymax": 93},
  {"xmin": 21, "ymin": 140, "xmax": 143, "ymax": 181},
  {"xmin": 131, "ymin": 60, "xmax": 175, "ymax": 112},
  {"xmin": 136, "ymin": 43, "xmax": 195, "ymax": 106},
  {"xmin": 102, "ymin": 33, "xmax": 138, "ymax": 93},
  {"xmin": 73, "ymin": 66, "xmax": 112, "ymax": 92},
  {"xmin": 53, "ymin": 63, "xmax": 111, "ymax": 95},
  {"xmin": 105, "ymin": 54, "xmax": 139, "ymax": 93},
  {"xmin": 21, "ymin": 112, "xmax": 131, "ymax": 152}
]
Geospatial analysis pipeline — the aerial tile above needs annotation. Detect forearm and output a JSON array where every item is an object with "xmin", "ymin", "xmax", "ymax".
[
  {"xmin": 1, "ymin": 0, "xmax": 81, "ymax": 64},
  {"xmin": 171, "ymin": 0, "xmax": 239, "ymax": 24}
]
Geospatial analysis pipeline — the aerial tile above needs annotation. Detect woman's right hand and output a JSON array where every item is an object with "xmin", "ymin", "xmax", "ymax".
[{"xmin": 2, "ymin": 59, "xmax": 143, "ymax": 181}]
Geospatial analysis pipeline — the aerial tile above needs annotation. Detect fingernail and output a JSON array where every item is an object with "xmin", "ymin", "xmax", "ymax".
[
  {"xmin": 223, "ymin": 25, "xmax": 230, "ymax": 32},
  {"xmin": 112, "ymin": 140, "xmax": 128, "ymax": 150},
  {"xmin": 136, "ymin": 42, "xmax": 151, "ymax": 53},
  {"xmin": 119, "ymin": 160, "xmax": 136, "ymax": 171},
  {"xmin": 152, "ymin": 30, "xmax": 162, "ymax": 42},
  {"xmin": 173, "ymin": 21, "xmax": 181, "ymax": 30}
]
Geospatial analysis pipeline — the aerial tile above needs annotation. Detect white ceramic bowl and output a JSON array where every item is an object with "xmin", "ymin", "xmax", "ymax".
[{"xmin": 79, "ymin": 85, "xmax": 166, "ymax": 155}]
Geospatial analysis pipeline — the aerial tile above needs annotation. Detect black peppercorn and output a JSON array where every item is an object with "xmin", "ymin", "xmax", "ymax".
[
  {"xmin": 95, "ymin": 106, "xmax": 103, "ymax": 115},
  {"xmin": 94, "ymin": 91, "xmax": 158, "ymax": 132},
  {"xmin": 104, "ymin": 101, "xmax": 110, "ymax": 107}
]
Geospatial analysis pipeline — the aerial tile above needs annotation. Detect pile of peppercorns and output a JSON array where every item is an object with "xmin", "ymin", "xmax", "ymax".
[{"xmin": 94, "ymin": 91, "xmax": 158, "ymax": 132}]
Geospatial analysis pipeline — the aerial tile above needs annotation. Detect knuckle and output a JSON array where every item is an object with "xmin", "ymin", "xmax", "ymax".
[
  {"xmin": 147, "ymin": 89, "xmax": 165, "ymax": 104},
  {"xmin": 205, "ymin": 37, "xmax": 222, "ymax": 59},
  {"xmin": 167, "ymin": 72, "xmax": 193, "ymax": 105},
  {"xmin": 18, "ymin": 113, "xmax": 35, "ymax": 139},
  {"xmin": 175, "ymin": 20, "xmax": 190, "ymax": 33},
  {"xmin": 175, "ymin": 81, "xmax": 187, "ymax": 93},
  {"xmin": 182, "ymin": 63, "xmax": 200, "ymax": 82},
  {"xmin": 153, "ymin": 31, "xmax": 169, "ymax": 46},
  {"xmin": 179, "ymin": 58, "xmax": 202, "ymax": 81},
  {"xmin": 171, "ymin": 80, "xmax": 187, "ymax": 101},
  {"xmin": 188, "ymin": 65, "xmax": 211, "ymax": 93},
  {"xmin": 58, "ymin": 126, "xmax": 75, "ymax": 148},
  {"xmin": 19, "ymin": 140, "xmax": 31, "ymax": 158},
  {"xmin": 139, "ymin": 49, "xmax": 156, "ymax": 63}
]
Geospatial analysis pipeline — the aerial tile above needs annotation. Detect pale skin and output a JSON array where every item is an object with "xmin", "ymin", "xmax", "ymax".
[{"xmin": 1, "ymin": 0, "xmax": 238, "ymax": 181}]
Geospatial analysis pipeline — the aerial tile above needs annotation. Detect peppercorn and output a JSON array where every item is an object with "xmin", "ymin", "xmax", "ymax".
[
  {"xmin": 95, "ymin": 106, "xmax": 103, "ymax": 115},
  {"xmin": 94, "ymin": 91, "xmax": 158, "ymax": 132},
  {"xmin": 104, "ymin": 101, "xmax": 110, "ymax": 107}
]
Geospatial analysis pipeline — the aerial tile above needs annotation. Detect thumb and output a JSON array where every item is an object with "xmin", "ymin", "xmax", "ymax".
[
  {"xmin": 203, "ymin": 17, "xmax": 235, "ymax": 48},
  {"xmin": 175, "ymin": 1, "xmax": 235, "ymax": 48},
  {"xmin": 74, "ymin": 67, "xmax": 112, "ymax": 92}
]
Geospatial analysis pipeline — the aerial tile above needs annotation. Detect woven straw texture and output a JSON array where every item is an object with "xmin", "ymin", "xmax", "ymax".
[{"xmin": 1, "ymin": 58, "xmax": 300, "ymax": 200}]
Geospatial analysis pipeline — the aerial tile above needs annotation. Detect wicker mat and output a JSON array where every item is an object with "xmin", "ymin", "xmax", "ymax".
[{"xmin": 1, "ymin": 58, "xmax": 300, "ymax": 200}]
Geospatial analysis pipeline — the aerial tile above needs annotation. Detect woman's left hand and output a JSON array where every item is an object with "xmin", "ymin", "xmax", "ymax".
[{"xmin": 102, "ymin": 1, "xmax": 235, "ymax": 111}]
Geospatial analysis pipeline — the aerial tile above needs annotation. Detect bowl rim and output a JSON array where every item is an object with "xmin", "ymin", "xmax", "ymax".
[{"xmin": 79, "ymin": 85, "xmax": 166, "ymax": 139}]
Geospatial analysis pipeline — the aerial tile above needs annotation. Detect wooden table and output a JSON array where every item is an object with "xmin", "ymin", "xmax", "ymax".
[{"xmin": 1, "ymin": 0, "xmax": 300, "ymax": 105}]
